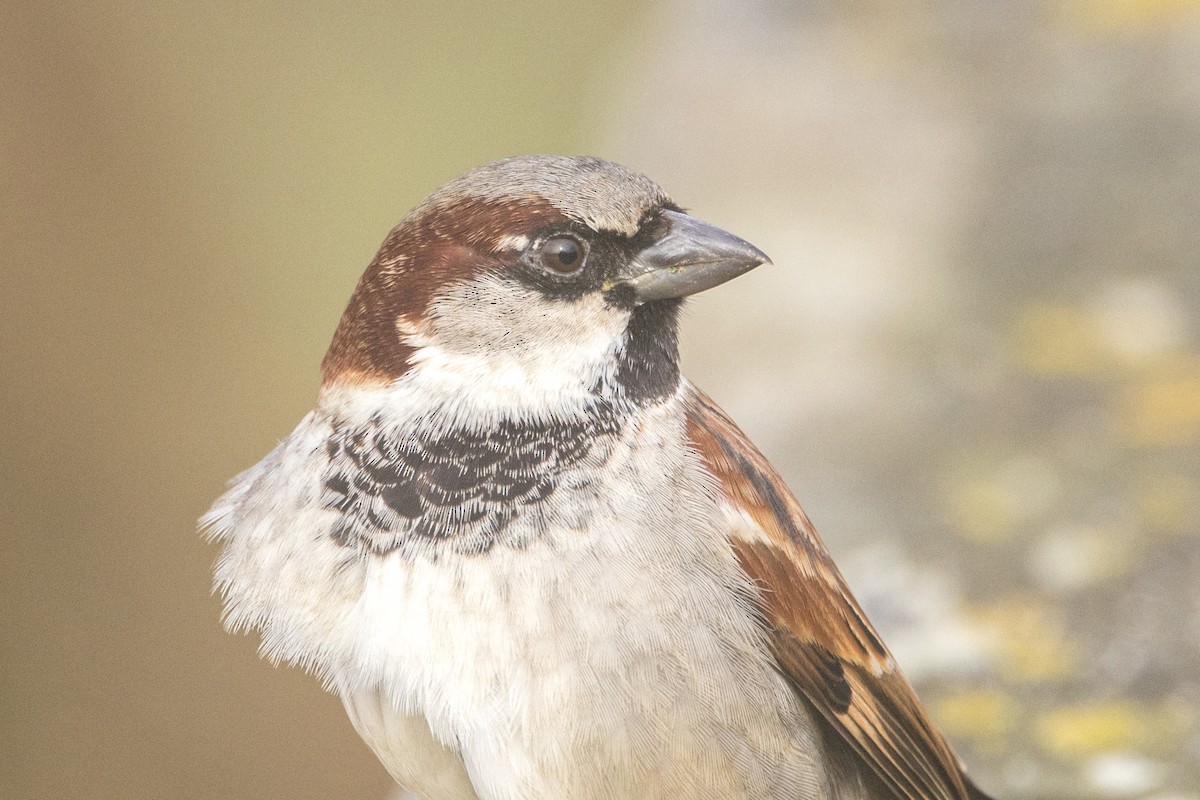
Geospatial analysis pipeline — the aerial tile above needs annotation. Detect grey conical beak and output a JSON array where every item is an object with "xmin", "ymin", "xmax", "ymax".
[{"xmin": 617, "ymin": 209, "xmax": 770, "ymax": 303}]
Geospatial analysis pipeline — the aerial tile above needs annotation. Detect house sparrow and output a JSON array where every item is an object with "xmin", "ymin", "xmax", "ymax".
[{"xmin": 204, "ymin": 155, "xmax": 993, "ymax": 800}]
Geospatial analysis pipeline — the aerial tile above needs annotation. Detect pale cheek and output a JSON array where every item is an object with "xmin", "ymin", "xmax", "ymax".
[{"xmin": 411, "ymin": 277, "xmax": 631, "ymax": 400}]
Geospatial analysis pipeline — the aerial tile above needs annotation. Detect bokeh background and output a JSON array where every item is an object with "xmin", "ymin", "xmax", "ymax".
[{"xmin": 4, "ymin": 2, "xmax": 1199, "ymax": 799}]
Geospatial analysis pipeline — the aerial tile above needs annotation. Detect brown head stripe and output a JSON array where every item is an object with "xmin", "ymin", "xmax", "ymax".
[{"xmin": 321, "ymin": 196, "xmax": 567, "ymax": 385}]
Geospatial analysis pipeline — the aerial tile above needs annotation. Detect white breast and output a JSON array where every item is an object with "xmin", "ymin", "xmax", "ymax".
[{"xmin": 206, "ymin": 391, "xmax": 834, "ymax": 800}]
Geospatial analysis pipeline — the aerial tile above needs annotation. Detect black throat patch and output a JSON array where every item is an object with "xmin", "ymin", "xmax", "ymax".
[
  {"xmin": 614, "ymin": 299, "xmax": 681, "ymax": 404},
  {"xmin": 322, "ymin": 401, "xmax": 625, "ymax": 556}
]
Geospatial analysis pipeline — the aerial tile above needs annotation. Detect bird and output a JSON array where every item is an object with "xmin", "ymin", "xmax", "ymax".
[{"xmin": 203, "ymin": 155, "xmax": 994, "ymax": 800}]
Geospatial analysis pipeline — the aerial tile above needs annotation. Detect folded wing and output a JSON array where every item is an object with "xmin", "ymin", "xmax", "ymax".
[{"xmin": 684, "ymin": 386, "xmax": 992, "ymax": 800}]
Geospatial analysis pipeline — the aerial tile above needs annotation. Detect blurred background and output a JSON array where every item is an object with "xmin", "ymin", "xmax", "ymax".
[{"xmin": 3, "ymin": 2, "xmax": 1198, "ymax": 798}]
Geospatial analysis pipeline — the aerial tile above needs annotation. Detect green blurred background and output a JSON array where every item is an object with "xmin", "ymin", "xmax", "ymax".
[{"xmin": 3, "ymin": 2, "xmax": 1198, "ymax": 799}]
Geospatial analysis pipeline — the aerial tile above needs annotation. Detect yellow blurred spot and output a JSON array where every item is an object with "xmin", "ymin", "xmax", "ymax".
[
  {"xmin": 932, "ymin": 690, "xmax": 1020, "ymax": 753},
  {"xmin": 946, "ymin": 456, "xmax": 1060, "ymax": 543},
  {"xmin": 1037, "ymin": 703, "xmax": 1139, "ymax": 755},
  {"xmin": 1035, "ymin": 701, "xmax": 1192, "ymax": 757},
  {"xmin": 1064, "ymin": 0, "xmax": 1200, "ymax": 31},
  {"xmin": 947, "ymin": 480, "xmax": 1021, "ymax": 543},
  {"xmin": 1137, "ymin": 473, "xmax": 1199, "ymax": 534},
  {"xmin": 1120, "ymin": 363, "xmax": 1200, "ymax": 445},
  {"xmin": 969, "ymin": 597, "xmax": 1078, "ymax": 682},
  {"xmin": 1012, "ymin": 304, "xmax": 1106, "ymax": 376}
]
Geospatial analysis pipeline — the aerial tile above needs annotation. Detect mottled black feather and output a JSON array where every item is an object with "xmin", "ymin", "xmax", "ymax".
[{"xmin": 323, "ymin": 403, "xmax": 624, "ymax": 555}]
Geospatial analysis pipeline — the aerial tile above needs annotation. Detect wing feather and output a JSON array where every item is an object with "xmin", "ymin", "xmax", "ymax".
[{"xmin": 684, "ymin": 386, "xmax": 992, "ymax": 800}]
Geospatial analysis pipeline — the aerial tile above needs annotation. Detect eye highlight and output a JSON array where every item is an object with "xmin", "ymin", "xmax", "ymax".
[{"xmin": 536, "ymin": 235, "xmax": 587, "ymax": 274}]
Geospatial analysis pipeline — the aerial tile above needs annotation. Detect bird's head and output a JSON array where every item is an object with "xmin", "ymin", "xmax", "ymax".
[{"xmin": 320, "ymin": 156, "xmax": 769, "ymax": 415}]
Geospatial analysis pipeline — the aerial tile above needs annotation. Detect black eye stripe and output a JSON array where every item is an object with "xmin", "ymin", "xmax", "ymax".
[{"xmin": 512, "ymin": 222, "xmax": 642, "ymax": 302}]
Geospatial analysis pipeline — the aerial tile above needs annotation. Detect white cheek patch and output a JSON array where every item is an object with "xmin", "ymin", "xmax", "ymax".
[{"xmin": 400, "ymin": 275, "xmax": 630, "ymax": 418}]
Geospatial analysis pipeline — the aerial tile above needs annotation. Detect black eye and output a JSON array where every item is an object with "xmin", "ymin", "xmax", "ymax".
[{"xmin": 536, "ymin": 235, "xmax": 586, "ymax": 274}]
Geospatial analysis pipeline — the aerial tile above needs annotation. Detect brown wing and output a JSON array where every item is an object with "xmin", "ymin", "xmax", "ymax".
[{"xmin": 684, "ymin": 386, "xmax": 991, "ymax": 800}]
